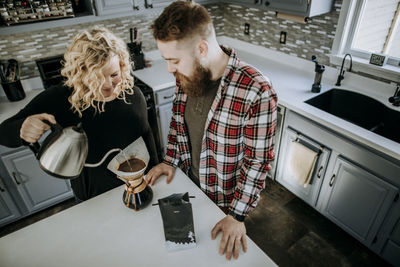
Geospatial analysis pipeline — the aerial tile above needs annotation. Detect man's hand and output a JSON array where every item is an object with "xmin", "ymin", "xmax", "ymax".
[
  {"xmin": 211, "ymin": 214, "xmax": 247, "ymax": 260},
  {"xmin": 145, "ymin": 163, "xmax": 176, "ymax": 186}
]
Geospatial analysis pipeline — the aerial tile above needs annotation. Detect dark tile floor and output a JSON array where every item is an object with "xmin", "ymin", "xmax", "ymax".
[
  {"xmin": 0, "ymin": 179, "xmax": 392, "ymax": 266},
  {"xmin": 245, "ymin": 178, "xmax": 391, "ymax": 267}
]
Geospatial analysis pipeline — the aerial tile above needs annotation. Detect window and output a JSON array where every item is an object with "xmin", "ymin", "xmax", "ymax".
[{"xmin": 331, "ymin": 0, "xmax": 400, "ymax": 82}]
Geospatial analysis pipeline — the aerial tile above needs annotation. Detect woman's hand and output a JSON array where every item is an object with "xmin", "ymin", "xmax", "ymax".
[
  {"xmin": 20, "ymin": 113, "xmax": 56, "ymax": 143},
  {"xmin": 145, "ymin": 163, "xmax": 176, "ymax": 186}
]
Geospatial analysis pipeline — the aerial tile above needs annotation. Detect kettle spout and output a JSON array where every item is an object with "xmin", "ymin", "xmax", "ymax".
[{"xmin": 84, "ymin": 148, "xmax": 122, "ymax": 168}]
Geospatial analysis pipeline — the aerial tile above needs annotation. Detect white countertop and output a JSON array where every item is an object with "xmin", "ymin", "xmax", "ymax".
[
  {"xmin": 0, "ymin": 89, "xmax": 44, "ymax": 124},
  {"xmin": 134, "ymin": 59, "xmax": 175, "ymax": 91},
  {"xmin": 0, "ymin": 168, "xmax": 276, "ymax": 267}
]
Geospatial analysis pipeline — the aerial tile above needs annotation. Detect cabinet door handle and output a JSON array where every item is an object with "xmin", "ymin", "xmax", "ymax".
[
  {"xmin": 317, "ymin": 166, "xmax": 323, "ymax": 178},
  {"xmin": 329, "ymin": 174, "xmax": 336, "ymax": 187},
  {"xmin": 0, "ymin": 182, "xmax": 4, "ymax": 192},
  {"xmin": 12, "ymin": 172, "xmax": 21, "ymax": 185},
  {"xmin": 163, "ymin": 94, "xmax": 174, "ymax": 99}
]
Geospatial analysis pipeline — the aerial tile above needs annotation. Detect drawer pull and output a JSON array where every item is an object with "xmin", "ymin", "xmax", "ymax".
[
  {"xmin": 12, "ymin": 172, "xmax": 21, "ymax": 185},
  {"xmin": 317, "ymin": 166, "xmax": 323, "ymax": 178},
  {"xmin": 329, "ymin": 174, "xmax": 335, "ymax": 187},
  {"xmin": 163, "ymin": 94, "xmax": 174, "ymax": 99}
]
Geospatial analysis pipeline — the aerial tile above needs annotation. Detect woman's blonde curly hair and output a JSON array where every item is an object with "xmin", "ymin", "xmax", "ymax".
[{"xmin": 61, "ymin": 27, "xmax": 134, "ymax": 117}]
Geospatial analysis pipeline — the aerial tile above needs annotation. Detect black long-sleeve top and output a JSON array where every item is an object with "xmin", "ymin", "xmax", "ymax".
[{"xmin": 0, "ymin": 84, "xmax": 159, "ymax": 200}]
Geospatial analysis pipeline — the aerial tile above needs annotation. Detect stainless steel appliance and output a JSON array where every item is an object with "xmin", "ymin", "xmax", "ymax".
[
  {"xmin": 36, "ymin": 55, "xmax": 64, "ymax": 89},
  {"xmin": 268, "ymin": 104, "xmax": 285, "ymax": 180}
]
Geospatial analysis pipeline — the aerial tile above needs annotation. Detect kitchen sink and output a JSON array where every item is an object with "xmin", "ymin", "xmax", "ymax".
[{"xmin": 305, "ymin": 88, "xmax": 400, "ymax": 143}]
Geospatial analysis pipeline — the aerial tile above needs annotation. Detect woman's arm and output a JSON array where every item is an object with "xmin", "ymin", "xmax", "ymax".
[{"xmin": 0, "ymin": 86, "xmax": 67, "ymax": 147}]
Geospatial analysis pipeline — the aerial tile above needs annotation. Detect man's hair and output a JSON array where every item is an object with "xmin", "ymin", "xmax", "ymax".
[{"xmin": 151, "ymin": 1, "xmax": 213, "ymax": 42}]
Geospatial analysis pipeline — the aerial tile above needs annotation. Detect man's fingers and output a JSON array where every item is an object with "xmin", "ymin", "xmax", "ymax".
[
  {"xmin": 219, "ymin": 232, "xmax": 228, "ymax": 255},
  {"xmin": 145, "ymin": 167, "xmax": 160, "ymax": 186},
  {"xmin": 233, "ymin": 237, "xmax": 241, "ymax": 259},
  {"xmin": 166, "ymin": 172, "xmax": 173, "ymax": 184},
  {"xmin": 144, "ymin": 173, "xmax": 152, "ymax": 185},
  {"xmin": 225, "ymin": 236, "xmax": 235, "ymax": 260},
  {"xmin": 211, "ymin": 223, "xmax": 221, "ymax": 240},
  {"xmin": 145, "ymin": 164, "xmax": 176, "ymax": 186},
  {"xmin": 242, "ymin": 235, "xmax": 248, "ymax": 253},
  {"xmin": 149, "ymin": 174, "xmax": 158, "ymax": 186}
]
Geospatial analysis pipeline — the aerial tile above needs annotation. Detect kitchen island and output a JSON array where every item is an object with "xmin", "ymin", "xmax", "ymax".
[{"xmin": 0, "ymin": 168, "xmax": 276, "ymax": 267}]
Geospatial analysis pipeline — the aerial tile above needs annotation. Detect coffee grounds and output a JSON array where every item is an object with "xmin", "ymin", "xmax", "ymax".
[{"xmin": 118, "ymin": 158, "xmax": 146, "ymax": 172}]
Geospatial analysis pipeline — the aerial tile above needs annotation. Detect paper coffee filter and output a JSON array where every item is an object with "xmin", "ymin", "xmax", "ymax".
[{"xmin": 107, "ymin": 137, "xmax": 150, "ymax": 178}]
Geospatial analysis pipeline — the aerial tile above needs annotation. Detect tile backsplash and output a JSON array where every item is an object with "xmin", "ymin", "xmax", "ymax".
[
  {"xmin": 0, "ymin": 0, "xmax": 391, "ymax": 86},
  {"xmin": 0, "ymin": 13, "xmax": 162, "ymax": 80},
  {"xmin": 220, "ymin": 3, "xmax": 339, "ymax": 67}
]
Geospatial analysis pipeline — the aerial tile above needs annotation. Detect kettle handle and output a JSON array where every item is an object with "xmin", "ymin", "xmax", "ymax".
[{"xmin": 27, "ymin": 120, "xmax": 63, "ymax": 158}]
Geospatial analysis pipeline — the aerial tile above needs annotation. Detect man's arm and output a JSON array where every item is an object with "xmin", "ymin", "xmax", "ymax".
[
  {"xmin": 162, "ymin": 85, "xmax": 183, "ymax": 167},
  {"xmin": 230, "ymin": 84, "xmax": 278, "ymax": 218},
  {"xmin": 211, "ymin": 83, "xmax": 277, "ymax": 260}
]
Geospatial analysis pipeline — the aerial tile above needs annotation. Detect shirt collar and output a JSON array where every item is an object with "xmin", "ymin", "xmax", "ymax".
[{"xmin": 219, "ymin": 45, "xmax": 240, "ymax": 91}]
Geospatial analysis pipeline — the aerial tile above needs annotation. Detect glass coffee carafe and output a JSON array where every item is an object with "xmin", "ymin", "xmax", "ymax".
[{"xmin": 107, "ymin": 137, "xmax": 153, "ymax": 211}]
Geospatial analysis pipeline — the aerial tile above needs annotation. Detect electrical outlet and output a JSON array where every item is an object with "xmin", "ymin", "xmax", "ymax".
[
  {"xmin": 280, "ymin": 31, "xmax": 286, "ymax": 44},
  {"xmin": 244, "ymin": 23, "xmax": 250, "ymax": 35}
]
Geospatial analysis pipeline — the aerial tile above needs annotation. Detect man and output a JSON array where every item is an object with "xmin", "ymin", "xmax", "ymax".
[{"xmin": 145, "ymin": 1, "xmax": 277, "ymax": 260}]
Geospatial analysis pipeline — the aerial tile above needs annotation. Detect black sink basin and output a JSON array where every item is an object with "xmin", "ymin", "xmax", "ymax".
[{"xmin": 305, "ymin": 88, "xmax": 400, "ymax": 143}]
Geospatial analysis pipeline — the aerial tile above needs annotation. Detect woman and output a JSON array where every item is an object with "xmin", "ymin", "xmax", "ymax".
[{"xmin": 0, "ymin": 27, "xmax": 158, "ymax": 201}]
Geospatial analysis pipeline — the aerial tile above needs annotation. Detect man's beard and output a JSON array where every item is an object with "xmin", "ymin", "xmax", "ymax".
[{"xmin": 174, "ymin": 59, "xmax": 212, "ymax": 97}]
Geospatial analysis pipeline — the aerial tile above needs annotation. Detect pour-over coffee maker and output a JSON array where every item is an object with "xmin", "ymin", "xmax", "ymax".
[{"xmin": 107, "ymin": 137, "xmax": 153, "ymax": 211}]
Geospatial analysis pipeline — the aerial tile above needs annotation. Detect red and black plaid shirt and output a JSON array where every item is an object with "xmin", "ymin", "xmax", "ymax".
[{"xmin": 163, "ymin": 47, "xmax": 277, "ymax": 217}]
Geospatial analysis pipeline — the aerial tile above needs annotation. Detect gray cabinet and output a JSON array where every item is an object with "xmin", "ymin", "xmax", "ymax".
[
  {"xmin": 372, "ymin": 196, "xmax": 400, "ymax": 266},
  {"xmin": 0, "ymin": 176, "xmax": 22, "ymax": 227},
  {"xmin": 0, "ymin": 147, "xmax": 73, "ymax": 227},
  {"xmin": 94, "ymin": 0, "xmax": 143, "ymax": 15},
  {"xmin": 278, "ymin": 109, "xmax": 400, "ymax": 264},
  {"xmin": 268, "ymin": 0, "xmax": 333, "ymax": 17},
  {"xmin": 155, "ymin": 86, "xmax": 175, "ymax": 155},
  {"xmin": 225, "ymin": 0, "xmax": 334, "ymax": 17},
  {"xmin": 276, "ymin": 127, "xmax": 330, "ymax": 207},
  {"xmin": 322, "ymin": 157, "xmax": 397, "ymax": 245},
  {"xmin": 267, "ymin": 0, "xmax": 308, "ymax": 15}
]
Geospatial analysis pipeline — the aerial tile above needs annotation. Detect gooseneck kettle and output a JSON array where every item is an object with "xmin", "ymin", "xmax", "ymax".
[{"xmin": 28, "ymin": 122, "xmax": 120, "ymax": 179}]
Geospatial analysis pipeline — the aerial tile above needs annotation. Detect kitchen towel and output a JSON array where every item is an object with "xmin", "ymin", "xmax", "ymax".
[{"xmin": 287, "ymin": 141, "xmax": 319, "ymax": 188}]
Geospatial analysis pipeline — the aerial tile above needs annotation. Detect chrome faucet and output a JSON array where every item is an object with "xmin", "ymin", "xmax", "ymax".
[
  {"xmin": 389, "ymin": 84, "xmax": 400, "ymax": 107},
  {"xmin": 335, "ymin": 53, "xmax": 353, "ymax": 86}
]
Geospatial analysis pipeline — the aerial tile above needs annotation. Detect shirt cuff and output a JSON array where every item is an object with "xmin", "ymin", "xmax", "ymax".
[{"xmin": 228, "ymin": 210, "xmax": 246, "ymax": 222}]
